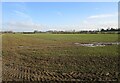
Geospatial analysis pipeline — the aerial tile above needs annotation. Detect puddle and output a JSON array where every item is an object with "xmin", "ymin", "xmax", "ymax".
[{"xmin": 74, "ymin": 42, "xmax": 120, "ymax": 47}]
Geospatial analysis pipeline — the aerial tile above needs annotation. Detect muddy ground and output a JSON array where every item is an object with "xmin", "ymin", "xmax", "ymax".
[
  {"xmin": 2, "ymin": 34, "xmax": 119, "ymax": 82},
  {"xmin": 2, "ymin": 54, "xmax": 119, "ymax": 82}
]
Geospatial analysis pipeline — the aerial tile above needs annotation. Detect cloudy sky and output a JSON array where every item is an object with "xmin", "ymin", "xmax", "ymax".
[{"xmin": 2, "ymin": 2, "xmax": 118, "ymax": 32}]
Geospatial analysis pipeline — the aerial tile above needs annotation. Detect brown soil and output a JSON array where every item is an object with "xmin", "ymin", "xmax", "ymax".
[{"xmin": 2, "ymin": 55, "xmax": 119, "ymax": 82}]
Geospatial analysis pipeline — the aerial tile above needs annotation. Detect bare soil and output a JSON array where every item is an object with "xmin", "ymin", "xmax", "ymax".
[{"xmin": 2, "ymin": 55, "xmax": 119, "ymax": 82}]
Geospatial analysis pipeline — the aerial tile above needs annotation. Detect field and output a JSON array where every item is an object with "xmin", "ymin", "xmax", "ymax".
[{"xmin": 2, "ymin": 34, "xmax": 119, "ymax": 82}]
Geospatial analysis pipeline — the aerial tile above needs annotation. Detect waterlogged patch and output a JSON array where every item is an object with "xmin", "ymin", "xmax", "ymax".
[
  {"xmin": 74, "ymin": 42, "xmax": 120, "ymax": 47},
  {"xmin": 80, "ymin": 43, "xmax": 105, "ymax": 47}
]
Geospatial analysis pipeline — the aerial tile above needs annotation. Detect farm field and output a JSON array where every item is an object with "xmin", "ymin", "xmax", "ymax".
[{"xmin": 2, "ymin": 34, "xmax": 119, "ymax": 82}]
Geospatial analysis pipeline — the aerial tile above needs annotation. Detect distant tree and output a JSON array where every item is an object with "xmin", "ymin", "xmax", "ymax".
[
  {"xmin": 101, "ymin": 28, "xmax": 105, "ymax": 32},
  {"xmin": 109, "ymin": 28, "xmax": 114, "ymax": 31},
  {"xmin": 34, "ymin": 30, "xmax": 38, "ymax": 33}
]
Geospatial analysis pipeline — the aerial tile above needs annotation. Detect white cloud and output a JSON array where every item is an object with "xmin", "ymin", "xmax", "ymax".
[
  {"xmin": 5, "ymin": 5, "xmax": 36, "ymax": 31},
  {"xmin": 14, "ymin": 11, "xmax": 30, "ymax": 18},
  {"xmin": 88, "ymin": 13, "xmax": 117, "ymax": 19},
  {"xmin": 10, "ymin": 2, "xmax": 32, "ymax": 22},
  {"xmin": 3, "ymin": 20, "xmax": 118, "ymax": 32},
  {"xmin": 3, "ymin": 21, "xmax": 47, "ymax": 32},
  {"xmin": 13, "ymin": 10, "xmax": 33, "ymax": 22},
  {"xmin": 78, "ymin": 13, "xmax": 118, "ymax": 30}
]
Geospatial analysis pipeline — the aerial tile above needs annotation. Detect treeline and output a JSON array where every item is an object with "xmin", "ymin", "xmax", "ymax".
[
  {"xmin": 1, "ymin": 28, "xmax": 120, "ymax": 34},
  {"xmin": 34, "ymin": 28, "xmax": 120, "ymax": 34},
  {"xmin": 100, "ymin": 28, "xmax": 120, "ymax": 32}
]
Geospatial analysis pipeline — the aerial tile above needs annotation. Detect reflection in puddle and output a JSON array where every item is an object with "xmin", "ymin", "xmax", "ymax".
[{"xmin": 74, "ymin": 42, "xmax": 120, "ymax": 47}]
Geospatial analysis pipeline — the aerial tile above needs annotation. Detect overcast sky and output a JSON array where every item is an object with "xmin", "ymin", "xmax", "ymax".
[{"xmin": 2, "ymin": 2, "xmax": 118, "ymax": 32}]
